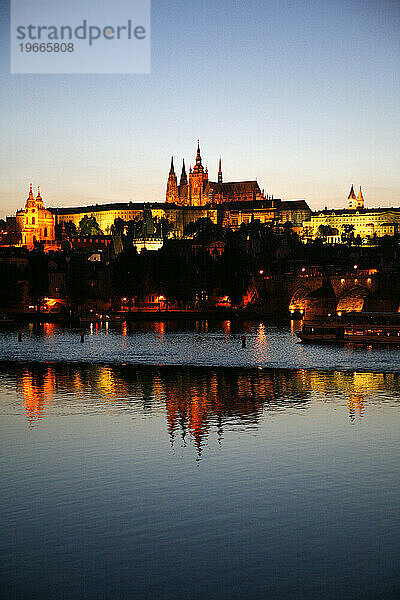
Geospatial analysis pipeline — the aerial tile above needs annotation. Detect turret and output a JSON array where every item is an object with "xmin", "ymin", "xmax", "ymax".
[
  {"xmin": 28, "ymin": 183, "xmax": 34, "ymax": 201},
  {"xmin": 25, "ymin": 183, "xmax": 35, "ymax": 206},
  {"xmin": 35, "ymin": 185, "xmax": 44, "ymax": 208}
]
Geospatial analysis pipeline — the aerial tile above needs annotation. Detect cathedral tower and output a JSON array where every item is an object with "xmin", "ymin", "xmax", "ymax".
[
  {"xmin": 347, "ymin": 184, "xmax": 357, "ymax": 210},
  {"xmin": 178, "ymin": 159, "xmax": 188, "ymax": 204},
  {"xmin": 166, "ymin": 157, "xmax": 179, "ymax": 203},
  {"xmin": 356, "ymin": 186, "xmax": 364, "ymax": 209},
  {"xmin": 188, "ymin": 141, "xmax": 209, "ymax": 206}
]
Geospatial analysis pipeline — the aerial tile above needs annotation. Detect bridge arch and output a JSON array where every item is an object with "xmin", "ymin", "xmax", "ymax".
[
  {"xmin": 289, "ymin": 286, "xmax": 313, "ymax": 314},
  {"xmin": 336, "ymin": 285, "xmax": 370, "ymax": 313}
]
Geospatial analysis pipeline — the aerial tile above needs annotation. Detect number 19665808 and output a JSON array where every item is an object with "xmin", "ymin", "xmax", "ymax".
[{"xmin": 19, "ymin": 43, "xmax": 74, "ymax": 52}]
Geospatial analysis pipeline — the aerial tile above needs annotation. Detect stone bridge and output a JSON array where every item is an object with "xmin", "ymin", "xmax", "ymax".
[{"xmin": 256, "ymin": 272, "xmax": 381, "ymax": 314}]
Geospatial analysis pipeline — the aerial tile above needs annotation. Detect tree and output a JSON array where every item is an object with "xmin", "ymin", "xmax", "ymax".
[
  {"xmin": 55, "ymin": 220, "xmax": 77, "ymax": 239},
  {"xmin": 0, "ymin": 263, "xmax": 24, "ymax": 308},
  {"xmin": 27, "ymin": 250, "xmax": 48, "ymax": 311},
  {"xmin": 341, "ymin": 224, "xmax": 355, "ymax": 245},
  {"xmin": 317, "ymin": 224, "xmax": 335, "ymax": 239},
  {"xmin": 79, "ymin": 215, "xmax": 102, "ymax": 236},
  {"xmin": 125, "ymin": 218, "xmax": 145, "ymax": 242},
  {"xmin": 110, "ymin": 217, "xmax": 126, "ymax": 236},
  {"xmin": 183, "ymin": 217, "xmax": 222, "ymax": 243},
  {"xmin": 158, "ymin": 217, "xmax": 174, "ymax": 240},
  {"xmin": 111, "ymin": 247, "xmax": 151, "ymax": 310}
]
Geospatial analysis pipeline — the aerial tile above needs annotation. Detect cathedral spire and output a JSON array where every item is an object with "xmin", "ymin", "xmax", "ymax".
[
  {"xmin": 36, "ymin": 185, "xmax": 42, "ymax": 200},
  {"xmin": 192, "ymin": 140, "xmax": 204, "ymax": 175},
  {"xmin": 169, "ymin": 156, "xmax": 175, "ymax": 175},
  {"xmin": 218, "ymin": 157, "xmax": 223, "ymax": 184},
  {"xmin": 28, "ymin": 183, "xmax": 34, "ymax": 201},
  {"xmin": 196, "ymin": 140, "xmax": 202, "ymax": 166},
  {"xmin": 180, "ymin": 159, "xmax": 187, "ymax": 186},
  {"xmin": 348, "ymin": 184, "xmax": 356, "ymax": 200},
  {"xmin": 357, "ymin": 186, "xmax": 364, "ymax": 209}
]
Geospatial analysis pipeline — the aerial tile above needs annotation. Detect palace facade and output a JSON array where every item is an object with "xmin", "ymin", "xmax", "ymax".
[
  {"xmin": 53, "ymin": 202, "xmax": 218, "ymax": 238},
  {"xmin": 303, "ymin": 186, "xmax": 400, "ymax": 241},
  {"xmin": 166, "ymin": 142, "xmax": 265, "ymax": 206}
]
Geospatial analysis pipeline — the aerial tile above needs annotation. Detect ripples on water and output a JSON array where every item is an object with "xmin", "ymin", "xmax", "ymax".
[
  {"xmin": 0, "ymin": 360, "xmax": 399, "ymax": 600},
  {"xmin": 0, "ymin": 319, "xmax": 399, "ymax": 371}
]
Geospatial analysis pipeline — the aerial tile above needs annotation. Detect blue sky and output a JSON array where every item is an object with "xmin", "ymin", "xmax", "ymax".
[{"xmin": 0, "ymin": 0, "xmax": 399, "ymax": 217}]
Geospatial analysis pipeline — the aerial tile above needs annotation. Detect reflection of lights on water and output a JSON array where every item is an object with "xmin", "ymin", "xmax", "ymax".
[
  {"xmin": 222, "ymin": 320, "xmax": 231, "ymax": 335},
  {"xmin": 255, "ymin": 322, "xmax": 269, "ymax": 363},
  {"xmin": 22, "ymin": 367, "xmax": 55, "ymax": 428},
  {"xmin": 195, "ymin": 320, "xmax": 208, "ymax": 333},
  {"xmin": 122, "ymin": 322, "xmax": 128, "ymax": 336},
  {"xmin": 290, "ymin": 319, "xmax": 302, "ymax": 334},
  {"xmin": 348, "ymin": 393, "xmax": 365, "ymax": 421},
  {"xmin": 105, "ymin": 321, "xmax": 109, "ymax": 332},
  {"xmin": 154, "ymin": 321, "xmax": 165, "ymax": 337},
  {"xmin": 43, "ymin": 322, "xmax": 56, "ymax": 337},
  {"xmin": 90, "ymin": 323, "xmax": 93, "ymax": 334}
]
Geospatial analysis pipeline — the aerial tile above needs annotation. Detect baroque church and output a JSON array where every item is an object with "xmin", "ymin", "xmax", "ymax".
[
  {"xmin": 166, "ymin": 141, "xmax": 265, "ymax": 206},
  {"xmin": 16, "ymin": 184, "xmax": 56, "ymax": 249}
]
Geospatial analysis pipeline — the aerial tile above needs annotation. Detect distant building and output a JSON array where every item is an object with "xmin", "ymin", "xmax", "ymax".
[
  {"xmin": 278, "ymin": 200, "xmax": 311, "ymax": 226},
  {"xmin": 220, "ymin": 198, "xmax": 311, "ymax": 230},
  {"xmin": 303, "ymin": 186, "xmax": 400, "ymax": 242}
]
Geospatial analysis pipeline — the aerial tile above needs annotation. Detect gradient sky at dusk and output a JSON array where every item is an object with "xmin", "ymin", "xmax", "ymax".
[{"xmin": 0, "ymin": 0, "xmax": 399, "ymax": 217}]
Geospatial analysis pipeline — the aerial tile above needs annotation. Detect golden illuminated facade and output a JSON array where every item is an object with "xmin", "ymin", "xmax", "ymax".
[
  {"xmin": 16, "ymin": 184, "xmax": 56, "ymax": 250},
  {"xmin": 53, "ymin": 202, "xmax": 218, "ymax": 238},
  {"xmin": 303, "ymin": 186, "xmax": 400, "ymax": 241}
]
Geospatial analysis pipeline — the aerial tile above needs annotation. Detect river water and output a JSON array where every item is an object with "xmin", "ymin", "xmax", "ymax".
[
  {"xmin": 0, "ymin": 321, "xmax": 399, "ymax": 599},
  {"xmin": 0, "ymin": 319, "xmax": 398, "ymax": 371}
]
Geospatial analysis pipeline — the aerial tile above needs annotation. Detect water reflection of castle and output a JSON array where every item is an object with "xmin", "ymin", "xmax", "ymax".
[
  {"xmin": 11, "ymin": 364, "xmax": 399, "ymax": 448},
  {"xmin": 20, "ymin": 366, "xmax": 56, "ymax": 428}
]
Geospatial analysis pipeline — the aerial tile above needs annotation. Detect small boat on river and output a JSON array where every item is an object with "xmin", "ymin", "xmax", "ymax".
[{"xmin": 297, "ymin": 312, "xmax": 400, "ymax": 345}]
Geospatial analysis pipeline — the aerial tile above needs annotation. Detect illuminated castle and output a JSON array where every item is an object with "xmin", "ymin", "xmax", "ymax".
[
  {"xmin": 166, "ymin": 141, "xmax": 265, "ymax": 206},
  {"xmin": 16, "ymin": 184, "xmax": 56, "ymax": 249}
]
